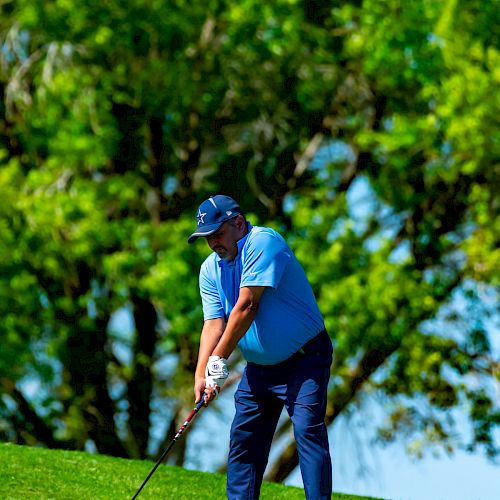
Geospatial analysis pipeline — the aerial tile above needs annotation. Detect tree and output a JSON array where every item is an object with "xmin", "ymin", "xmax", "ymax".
[{"xmin": 0, "ymin": 0, "xmax": 498, "ymax": 482}]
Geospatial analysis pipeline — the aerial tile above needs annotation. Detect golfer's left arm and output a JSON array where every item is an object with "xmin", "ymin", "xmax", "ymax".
[{"xmin": 212, "ymin": 285, "xmax": 266, "ymax": 359}]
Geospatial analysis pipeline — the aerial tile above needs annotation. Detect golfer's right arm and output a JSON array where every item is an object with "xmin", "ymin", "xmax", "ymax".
[{"xmin": 194, "ymin": 317, "xmax": 226, "ymax": 404}]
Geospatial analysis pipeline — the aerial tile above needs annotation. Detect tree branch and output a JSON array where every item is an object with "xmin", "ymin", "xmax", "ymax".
[{"xmin": 0, "ymin": 378, "xmax": 59, "ymax": 448}]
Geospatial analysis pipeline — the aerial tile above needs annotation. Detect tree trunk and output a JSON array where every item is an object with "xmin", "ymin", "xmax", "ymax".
[{"xmin": 127, "ymin": 295, "xmax": 158, "ymax": 459}]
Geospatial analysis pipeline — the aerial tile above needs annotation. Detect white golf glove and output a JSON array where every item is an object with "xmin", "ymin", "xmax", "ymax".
[{"xmin": 205, "ymin": 356, "xmax": 229, "ymax": 398}]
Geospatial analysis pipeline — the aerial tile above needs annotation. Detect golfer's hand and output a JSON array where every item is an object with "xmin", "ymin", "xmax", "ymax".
[
  {"xmin": 194, "ymin": 377, "xmax": 218, "ymax": 406},
  {"xmin": 205, "ymin": 356, "xmax": 229, "ymax": 399},
  {"xmin": 194, "ymin": 378, "xmax": 207, "ymax": 405}
]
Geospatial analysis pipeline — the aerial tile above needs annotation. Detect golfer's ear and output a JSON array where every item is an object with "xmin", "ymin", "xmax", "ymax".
[{"xmin": 235, "ymin": 214, "xmax": 246, "ymax": 231}]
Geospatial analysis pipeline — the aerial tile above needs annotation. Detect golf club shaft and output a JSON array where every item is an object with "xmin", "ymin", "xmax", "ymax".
[{"xmin": 131, "ymin": 398, "xmax": 205, "ymax": 499}]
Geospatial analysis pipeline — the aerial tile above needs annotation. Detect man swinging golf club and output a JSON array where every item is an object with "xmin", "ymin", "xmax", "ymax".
[{"xmin": 189, "ymin": 195, "xmax": 333, "ymax": 500}]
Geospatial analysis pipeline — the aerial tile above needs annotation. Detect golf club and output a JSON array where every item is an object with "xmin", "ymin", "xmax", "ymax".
[{"xmin": 131, "ymin": 398, "xmax": 206, "ymax": 499}]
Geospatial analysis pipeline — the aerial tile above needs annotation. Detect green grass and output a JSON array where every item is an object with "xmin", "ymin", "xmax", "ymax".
[{"xmin": 0, "ymin": 442, "xmax": 382, "ymax": 499}]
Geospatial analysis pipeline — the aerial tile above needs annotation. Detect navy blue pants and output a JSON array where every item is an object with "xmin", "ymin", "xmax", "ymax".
[{"xmin": 227, "ymin": 330, "xmax": 333, "ymax": 500}]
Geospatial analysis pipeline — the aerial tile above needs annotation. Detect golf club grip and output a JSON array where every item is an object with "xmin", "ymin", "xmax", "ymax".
[{"xmin": 195, "ymin": 398, "xmax": 205, "ymax": 412}]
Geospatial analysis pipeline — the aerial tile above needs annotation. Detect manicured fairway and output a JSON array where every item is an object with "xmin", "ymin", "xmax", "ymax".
[{"xmin": 0, "ymin": 442, "xmax": 382, "ymax": 499}]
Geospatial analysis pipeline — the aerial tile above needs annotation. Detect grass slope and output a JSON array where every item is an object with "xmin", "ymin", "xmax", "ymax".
[{"xmin": 0, "ymin": 442, "xmax": 382, "ymax": 499}]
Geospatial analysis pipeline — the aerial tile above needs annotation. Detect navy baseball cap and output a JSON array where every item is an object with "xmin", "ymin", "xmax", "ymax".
[{"xmin": 187, "ymin": 195, "xmax": 243, "ymax": 244}]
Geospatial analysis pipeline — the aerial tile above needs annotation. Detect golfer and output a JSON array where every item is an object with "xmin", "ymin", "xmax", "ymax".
[{"xmin": 189, "ymin": 195, "xmax": 332, "ymax": 500}]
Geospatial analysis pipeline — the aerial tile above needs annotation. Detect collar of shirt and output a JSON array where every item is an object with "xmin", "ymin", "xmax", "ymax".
[{"xmin": 217, "ymin": 222, "xmax": 253, "ymax": 268}]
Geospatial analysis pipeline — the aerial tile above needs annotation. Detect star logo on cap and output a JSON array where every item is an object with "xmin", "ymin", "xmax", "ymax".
[{"xmin": 197, "ymin": 209, "xmax": 207, "ymax": 226}]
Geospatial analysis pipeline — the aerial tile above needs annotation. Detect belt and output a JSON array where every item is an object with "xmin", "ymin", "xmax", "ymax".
[{"xmin": 296, "ymin": 328, "xmax": 329, "ymax": 356}]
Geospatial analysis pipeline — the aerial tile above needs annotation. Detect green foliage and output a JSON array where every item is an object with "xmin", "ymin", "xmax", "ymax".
[{"xmin": 0, "ymin": 0, "xmax": 498, "ymax": 481}]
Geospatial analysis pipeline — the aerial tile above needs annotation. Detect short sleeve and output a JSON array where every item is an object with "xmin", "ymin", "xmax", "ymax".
[
  {"xmin": 240, "ymin": 231, "xmax": 291, "ymax": 289},
  {"xmin": 199, "ymin": 262, "xmax": 224, "ymax": 320}
]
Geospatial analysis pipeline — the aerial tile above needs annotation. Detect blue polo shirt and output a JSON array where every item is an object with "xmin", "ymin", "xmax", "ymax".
[{"xmin": 199, "ymin": 223, "xmax": 325, "ymax": 365}]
